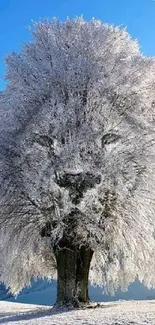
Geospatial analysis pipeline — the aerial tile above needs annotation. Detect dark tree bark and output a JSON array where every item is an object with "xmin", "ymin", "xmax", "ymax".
[{"xmin": 54, "ymin": 244, "xmax": 93, "ymax": 307}]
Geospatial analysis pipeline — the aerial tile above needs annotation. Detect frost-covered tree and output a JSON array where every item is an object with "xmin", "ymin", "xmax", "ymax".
[{"xmin": 1, "ymin": 17, "xmax": 155, "ymax": 307}]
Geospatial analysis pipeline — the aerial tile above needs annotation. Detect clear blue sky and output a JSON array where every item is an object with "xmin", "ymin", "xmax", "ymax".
[{"xmin": 0, "ymin": 0, "xmax": 155, "ymax": 90}]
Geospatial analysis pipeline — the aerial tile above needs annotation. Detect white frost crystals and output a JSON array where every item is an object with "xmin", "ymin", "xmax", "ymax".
[{"xmin": 1, "ymin": 17, "xmax": 155, "ymax": 296}]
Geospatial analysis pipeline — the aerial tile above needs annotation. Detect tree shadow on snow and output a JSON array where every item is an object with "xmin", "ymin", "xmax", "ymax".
[
  {"xmin": 0, "ymin": 303, "xmax": 119, "ymax": 324},
  {"xmin": 0, "ymin": 306, "xmax": 79, "ymax": 324},
  {"xmin": 0, "ymin": 308, "xmax": 52, "ymax": 324}
]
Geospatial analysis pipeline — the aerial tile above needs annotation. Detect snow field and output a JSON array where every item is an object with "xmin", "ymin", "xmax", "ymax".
[{"xmin": 1, "ymin": 300, "xmax": 155, "ymax": 324}]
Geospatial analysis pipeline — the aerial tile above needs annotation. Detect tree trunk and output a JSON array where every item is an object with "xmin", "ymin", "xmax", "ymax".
[{"xmin": 54, "ymin": 244, "xmax": 93, "ymax": 307}]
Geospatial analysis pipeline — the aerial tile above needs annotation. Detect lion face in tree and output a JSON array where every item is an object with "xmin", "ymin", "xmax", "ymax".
[
  {"xmin": 19, "ymin": 90, "xmax": 146, "ymax": 249},
  {"xmin": 1, "ymin": 18, "xmax": 155, "ymax": 295}
]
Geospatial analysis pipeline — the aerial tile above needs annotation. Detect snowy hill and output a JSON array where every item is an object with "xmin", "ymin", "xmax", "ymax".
[
  {"xmin": 0, "ymin": 283, "xmax": 12, "ymax": 301},
  {"xmin": 1, "ymin": 300, "xmax": 155, "ymax": 324}
]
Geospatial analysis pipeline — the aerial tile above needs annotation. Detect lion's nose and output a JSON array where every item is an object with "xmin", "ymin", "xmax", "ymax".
[
  {"xmin": 55, "ymin": 171, "xmax": 101, "ymax": 204},
  {"xmin": 55, "ymin": 171, "xmax": 101, "ymax": 188}
]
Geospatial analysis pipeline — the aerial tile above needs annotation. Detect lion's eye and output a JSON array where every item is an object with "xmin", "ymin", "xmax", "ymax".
[
  {"xmin": 33, "ymin": 133, "xmax": 61, "ymax": 156},
  {"xmin": 33, "ymin": 134, "xmax": 54, "ymax": 148},
  {"xmin": 101, "ymin": 133, "xmax": 121, "ymax": 147}
]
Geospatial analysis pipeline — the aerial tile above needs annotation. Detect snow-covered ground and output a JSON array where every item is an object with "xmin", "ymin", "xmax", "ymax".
[{"xmin": 0, "ymin": 300, "xmax": 155, "ymax": 324}]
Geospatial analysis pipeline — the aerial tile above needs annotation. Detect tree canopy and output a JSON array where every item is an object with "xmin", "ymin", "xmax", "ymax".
[{"xmin": 1, "ymin": 18, "xmax": 155, "ymax": 302}]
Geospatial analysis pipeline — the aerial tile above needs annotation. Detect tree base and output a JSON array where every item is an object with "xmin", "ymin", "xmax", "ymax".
[
  {"xmin": 53, "ymin": 300, "xmax": 102, "ymax": 310},
  {"xmin": 54, "ymin": 245, "xmax": 93, "ymax": 307}
]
